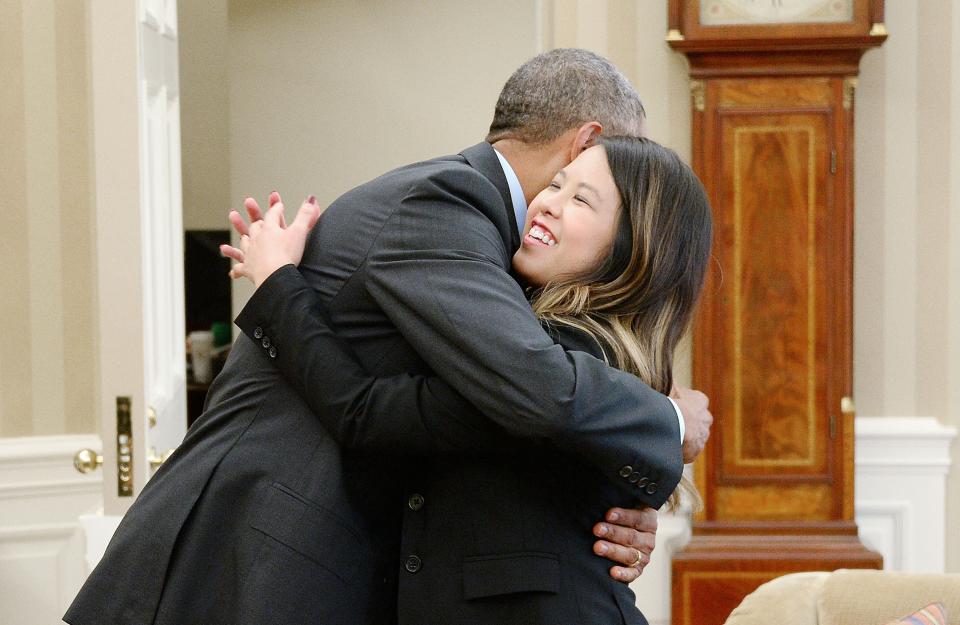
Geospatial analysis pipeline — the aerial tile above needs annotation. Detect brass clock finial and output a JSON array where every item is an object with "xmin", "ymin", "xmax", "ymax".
[
  {"xmin": 842, "ymin": 77, "xmax": 858, "ymax": 110},
  {"xmin": 690, "ymin": 80, "xmax": 705, "ymax": 112}
]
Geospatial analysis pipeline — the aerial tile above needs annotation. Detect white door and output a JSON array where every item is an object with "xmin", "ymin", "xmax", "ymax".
[
  {"xmin": 0, "ymin": 1, "xmax": 185, "ymax": 623},
  {"xmin": 79, "ymin": 0, "xmax": 187, "ymax": 569},
  {"xmin": 0, "ymin": 0, "xmax": 186, "ymax": 625}
]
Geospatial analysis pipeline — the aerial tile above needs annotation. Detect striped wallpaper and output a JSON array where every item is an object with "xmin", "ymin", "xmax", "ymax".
[{"xmin": 0, "ymin": 0, "xmax": 97, "ymax": 436}]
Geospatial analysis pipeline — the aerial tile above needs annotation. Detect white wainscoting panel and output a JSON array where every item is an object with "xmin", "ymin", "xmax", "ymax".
[
  {"xmin": 628, "ymin": 416, "xmax": 956, "ymax": 622},
  {"xmin": 855, "ymin": 416, "xmax": 956, "ymax": 573},
  {"xmin": 0, "ymin": 435, "xmax": 103, "ymax": 625},
  {"xmin": 78, "ymin": 513, "xmax": 122, "ymax": 572},
  {"xmin": 854, "ymin": 499, "xmax": 910, "ymax": 571}
]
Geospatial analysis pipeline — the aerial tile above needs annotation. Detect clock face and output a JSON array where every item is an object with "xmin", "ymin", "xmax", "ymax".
[{"xmin": 700, "ymin": 0, "xmax": 854, "ymax": 25}]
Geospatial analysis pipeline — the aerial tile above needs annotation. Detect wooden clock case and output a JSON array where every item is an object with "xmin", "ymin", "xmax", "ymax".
[{"xmin": 666, "ymin": 2, "xmax": 887, "ymax": 624}]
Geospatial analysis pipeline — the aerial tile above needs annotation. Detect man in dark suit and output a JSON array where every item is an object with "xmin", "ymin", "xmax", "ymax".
[{"xmin": 65, "ymin": 48, "xmax": 711, "ymax": 625}]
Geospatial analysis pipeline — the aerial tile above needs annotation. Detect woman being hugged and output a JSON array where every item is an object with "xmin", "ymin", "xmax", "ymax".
[{"xmin": 523, "ymin": 135, "xmax": 710, "ymax": 455}]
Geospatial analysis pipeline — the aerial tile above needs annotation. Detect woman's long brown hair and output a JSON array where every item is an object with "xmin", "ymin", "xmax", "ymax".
[{"xmin": 531, "ymin": 136, "xmax": 713, "ymax": 511}]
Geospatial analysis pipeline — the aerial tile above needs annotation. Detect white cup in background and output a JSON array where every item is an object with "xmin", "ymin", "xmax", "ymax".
[{"xmin": 189, "ymin": 330, "xmax": 215, "ymax": 384}]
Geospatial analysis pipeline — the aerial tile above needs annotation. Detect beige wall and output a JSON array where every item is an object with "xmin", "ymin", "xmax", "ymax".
[
  {"xmin": 853, "ymin": 0, "xmax": 960, "ymax": 573},
  {"xmin": 184, "ymin": 0, "xmax": 960, "ymax": 574},
  {"xmin": 179, "ymin": 0, "xmax": 231, "ymax": 231},
  {"xmin": 952, "ymin": 0, "xmax": 960, "ymax": 576},
  {"xmin": 0, "ymin": 0, "xmax": 97, "ymax": 437},
  {"xmin": 226, "ymin": 0, "xmax": 537, "ymax": 204}
]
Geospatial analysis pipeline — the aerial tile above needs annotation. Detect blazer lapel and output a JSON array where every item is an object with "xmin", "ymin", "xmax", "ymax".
[{"xmin": 460, "ymin": 142, "xmax": 521, "ymax": 252}]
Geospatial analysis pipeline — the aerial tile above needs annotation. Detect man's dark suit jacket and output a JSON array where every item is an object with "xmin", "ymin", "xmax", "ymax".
[
  {"xmin": 64, "ymin": 142, "xmax": 682, "ymax": 625},
  {"xmin": 235, "ymin": 270, "xmax": 658, "ymax": 624}
]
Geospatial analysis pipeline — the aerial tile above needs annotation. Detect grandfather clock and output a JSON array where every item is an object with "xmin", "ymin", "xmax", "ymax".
[{"xmin": 667, "ymin": 2, "xmax": 886, "ymax": 624}]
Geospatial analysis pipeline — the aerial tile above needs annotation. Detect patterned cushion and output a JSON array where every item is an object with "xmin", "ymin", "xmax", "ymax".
[{"xmin": 884, "ymin": 603, "xmax": 948, "ymax": 625}]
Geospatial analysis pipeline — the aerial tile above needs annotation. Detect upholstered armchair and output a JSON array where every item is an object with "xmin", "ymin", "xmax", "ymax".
[{"xmin": 724, "ymin": 570, "xmax": 960, "ymax": 625}]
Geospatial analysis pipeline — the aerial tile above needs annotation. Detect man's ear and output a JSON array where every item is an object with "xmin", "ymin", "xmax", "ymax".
[
  {"xmin": 568, "ymin": 122, "xmax": 603, "ymax": 161},
  {"xmin": 637, "ymin": 114, "xmax": 650, "ymax": 139}
]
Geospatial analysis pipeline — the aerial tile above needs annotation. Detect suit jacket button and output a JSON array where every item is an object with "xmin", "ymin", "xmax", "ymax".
[
  {"xmin": 261, "ymin": 336, "xmax": 271, "ymax": 348},
  {"xmin": 253, "ymin": 327, "xmax": 263, "ymax": 339},
  {"xmin": 619, "ymin": 466, "xmax": 634, "ymax": 478},
  {"xmin": 637, "ymin": 477, "xmax": 649, "ymax": 488},
  {"xmin": 404, "ymin": 555, "xmax": 422, "ymax": 573},
  {"xmin": 268, "ymin": 346, "xmax": 278, "ymax": 359},
  {"xmin": 408, "ymin": 494, "xmax": 425, "ymax": 511},
  {"xmin": 627, "ymin": 472, "xmax": 642, "ymax": 484},
  {"xmin": 645, "ymin": 482, "xmax": 658, "ymax": 495}
]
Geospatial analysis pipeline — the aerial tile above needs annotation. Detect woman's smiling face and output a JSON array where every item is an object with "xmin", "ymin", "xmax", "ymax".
[{"xmin": 512, "ymin": 145, "xmax": 622, "ymax": 287}]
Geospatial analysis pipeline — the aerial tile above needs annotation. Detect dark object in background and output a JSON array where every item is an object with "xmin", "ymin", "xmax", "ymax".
[
  {"xmin": 184, "ymin": 230, "xmax": 231, "ymax": 334},
  {"xmin": 184, "ymin": 229, "xmax": 232, "ymax": 426}
]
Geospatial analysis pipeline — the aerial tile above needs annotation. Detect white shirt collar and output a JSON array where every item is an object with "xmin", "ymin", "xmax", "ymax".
[{"xmin": 492, "ymin": 147, "xmax": 528, "ymax": 237}]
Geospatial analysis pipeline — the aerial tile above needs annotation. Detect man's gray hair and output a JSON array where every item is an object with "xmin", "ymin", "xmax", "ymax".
[{"xmin": 486, "ymin": 48, "xmax": 646, "ymax": 145}]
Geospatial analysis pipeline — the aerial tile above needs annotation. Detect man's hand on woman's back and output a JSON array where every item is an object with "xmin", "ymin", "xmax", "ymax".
[
  {"xmin": 593, "ymin": 506, "xmax": 658, "ymax": 583},
  {"xmin": 673, "ymin": 386, "xmax": 713, "ymax": 463}
]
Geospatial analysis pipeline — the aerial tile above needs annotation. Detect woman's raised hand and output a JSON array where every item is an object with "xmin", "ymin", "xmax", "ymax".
[{"xmin": 220, "ymin": 191, "xmax": 322, "ymax": 288}]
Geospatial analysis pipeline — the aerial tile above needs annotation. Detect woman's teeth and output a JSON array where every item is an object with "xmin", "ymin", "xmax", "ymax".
[{"xmin": 529, "ymin": 225, "xmax": 556, "ymax": 246}]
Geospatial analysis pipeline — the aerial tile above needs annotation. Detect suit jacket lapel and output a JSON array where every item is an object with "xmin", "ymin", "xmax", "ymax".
[{"xmin": 460, "ymin": 142, "xmax": 521, "ymax": 252}]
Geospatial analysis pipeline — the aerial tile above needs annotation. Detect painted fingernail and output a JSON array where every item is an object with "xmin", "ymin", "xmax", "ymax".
[{"xmin": 307, "ymin": 195, "xmax": 316, "ymax": 205}]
